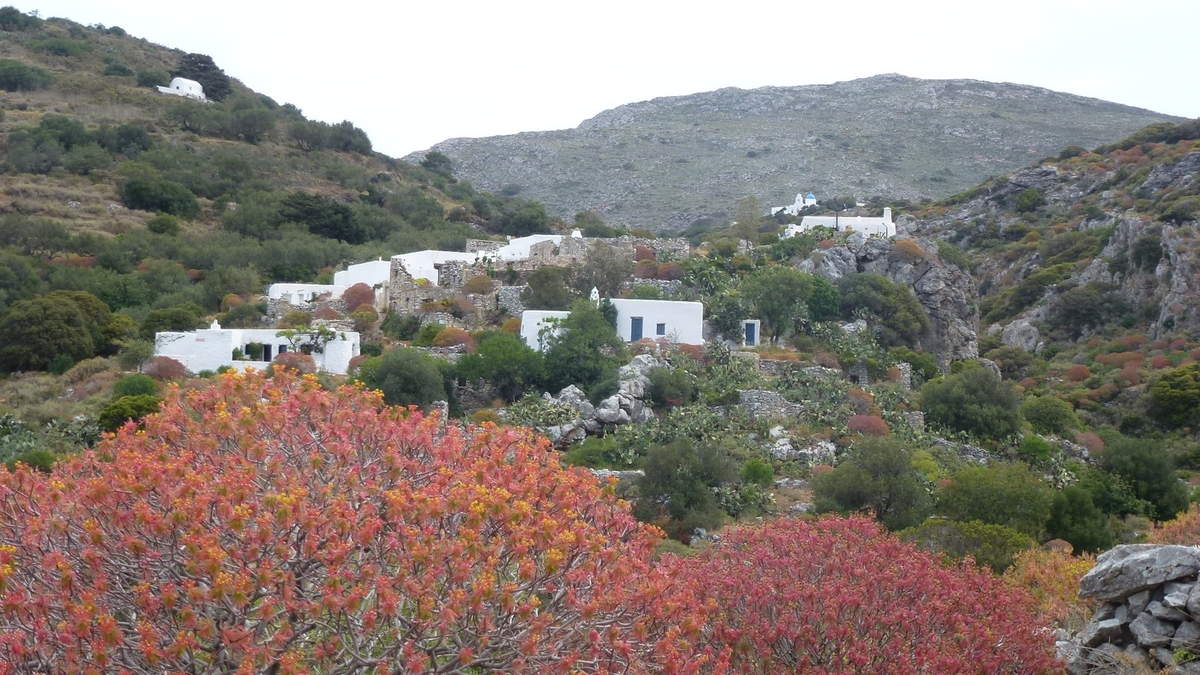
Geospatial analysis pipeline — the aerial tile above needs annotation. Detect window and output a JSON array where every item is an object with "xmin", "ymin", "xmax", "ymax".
[
  {"xmin": 279, "ymin": 344, "xmax": 288, "ymax": 353},
  {"xmin": 656, "ymin": 323, "xmax": 666, "ymax": 336}
]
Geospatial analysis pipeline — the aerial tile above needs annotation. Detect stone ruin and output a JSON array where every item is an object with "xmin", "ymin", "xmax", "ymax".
[{"xmin": 1065, "ymin": 545, "xmax": 1200, "ymax": 673}]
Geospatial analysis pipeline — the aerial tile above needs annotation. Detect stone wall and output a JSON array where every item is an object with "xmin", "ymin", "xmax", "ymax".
[
  {"xmin": 465, "ymin": 239, "xmax": 502, "ymax": 253},
  {"xmin": 738, "ymin": 389, "xmax": 805, "ymax": 419},
  {"xmin": 497, "ymin": 285, "xmax": 526, "ymax": 316},
  {"xmin": 1066, "ymin": 545, "xmax": 1200, "ymax": 673}
]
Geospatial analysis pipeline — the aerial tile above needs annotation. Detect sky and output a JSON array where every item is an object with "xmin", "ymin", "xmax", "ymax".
[{"xmin": 18, "ymin": 0, "xmax": 1200, "ymax": 158}]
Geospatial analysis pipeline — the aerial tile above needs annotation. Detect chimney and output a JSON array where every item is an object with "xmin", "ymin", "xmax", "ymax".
[{"xmin": 883, "ymin": 207, "xmax": 893, "ymax": 223}]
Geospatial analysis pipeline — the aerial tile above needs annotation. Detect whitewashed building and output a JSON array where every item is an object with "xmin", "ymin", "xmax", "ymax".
[
  {"xmin": 154, "ymin": 321, "xmax": 360, "ymax": 374},
  {"xmin": 786, "ymin": 207, "xmax": 896, "ymax": 238},
  {"xmin": 266, "ymin": 283, "xmax": 347, "ymax": 306},
  {"xmin": 156, "ymin": 77, "xmax": 206, "ymax": 102},
  {"xmin": 519, "ymin": 297, "xmax": 705, "ymax": 351},
  {"xmin": 333, "ymin": 259, "xmax": 392, "ymax": 288},
  {"xmin": 771, "ymin": 192, "xmax": 818, "ymax": 217}
]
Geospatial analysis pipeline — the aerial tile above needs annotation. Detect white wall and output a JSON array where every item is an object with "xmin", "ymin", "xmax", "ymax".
[
  {"xmin": 490, "ymin": 234, "xmax": 563, "ymax": 262},
  {"xmin": 611, "ymin": 299, "xmax": 704, "ymax": 344},
  {"xmin": 154, "ymin": 327, "xmax": 361, "ymax": 374},
  {"xmin": 519, "ymin": 310, "xmax": 570, "ymax": 351},
  {"xmin": 266, "ymin": 283, "xmax": 347, "ymax": 304},
  {"xmin": 334, "ymin": 260, "xmax": 392, "ymax": 288},
  {"xmin": 391, "ymin": 251, "xmax": 478, "ymax": 286}
]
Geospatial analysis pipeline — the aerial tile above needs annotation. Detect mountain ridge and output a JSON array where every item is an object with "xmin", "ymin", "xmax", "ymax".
[{"xmin": 410, "ymin": 74, "xmax": 1181, "ymax": 232}]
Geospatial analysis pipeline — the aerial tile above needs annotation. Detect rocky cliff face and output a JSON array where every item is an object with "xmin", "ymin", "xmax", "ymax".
[
  {"xmin": 409, "ymin": 74, "xmax": 1178, "ymax": 232},
  {"xmin": 798, "ymin": 233, "xmax": 979, "ymax": 366}
]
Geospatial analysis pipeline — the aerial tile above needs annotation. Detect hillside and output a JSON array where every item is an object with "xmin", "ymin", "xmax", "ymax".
[{"xmin": 411, "ymin": 74, "xmax": 1180, "ymax": 232}]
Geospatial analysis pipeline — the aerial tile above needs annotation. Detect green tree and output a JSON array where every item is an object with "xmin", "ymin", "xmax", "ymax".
[
  {"xmin": 732, "ymin": 196, "xmax": 762, "ymax": 242},
  {"xmin": 0, "ymin": 251, "xmax": 43, "ymax": 311},
  {"xmin": 173, "ymin": 53, "xmax": 231, "ymax": 101},
  {"xmin": 1046, "ymin": 485, "xmax": 1114, "ymax": 553},
  {"xmin": 98, "ymin": 394, "xmax": 161, "ymax": 432},
  {"xmin": 812, "ymin": 437, "xmax": 932, "ymax": 530},
  {"xmin": 572, "ymin": 243, "xmax": 632, "ymax": 298},
  {"xmin": 420, "ymin": 151, "xmax": 454, "ymax": 178},
  {"xmin": 647, "ymin": 367, "xmax": 696, "ymax": 409},
  {"xmin": 1101, "ymin": 436, "xmax": 1188, "ymax": 521},
  {"xmin": 354, "ymin": 347, "xmax": 446, "ymax": 407},
  {"xmin": 1013, "ymin": 188, "xmax": 1045, "ymax": 213},
  {"xmin": 634, "ymin": 440, "xmax": 737, "ymax": 541},
  {"xmin": 0, "ymin": 59, "xmax": 51, "ymax": 90},
  {"xmin": 937, "ymin": 463, "xmax": 1052, "ymax": 539},
  {"xmin": 542, "ymin": 299, "xmax": 627, "ymax": 394},
  {"xmin": 229, "ymin": 107, "xmax": 275, "ymax": 143},
  {"xmin": 921, "ymin": 365, "xmax": 1022, "ymax": 440},
  {"xmin": 121, "ymin": 177, "xmax": 199, "ymax": 218},
  {"xmin": 112, "ymin": 374, "xmax": 159, "ymax": 398},
  {"xmin": 899, "ymin": 519, "xmax": 1034, "ymax": 573},
  {"xmin": 738, "ymin": 266, "xmax": 814, "ymax": 342},
  {"xmin": 1150, "ymin": 363, "xmax": 1200, "ymax": 429},
  {"xmin": 279, "ymin": 192, "xmax": 363, "ymax": 244},
  {"xmin": 1020, "ymin": 395, "xmax": 1079, "ymax": 435},
  {"xmin": 454, "ymin": 332, "xmax": 544, "ymax": 402},
  {"xmin": 494, "ymin": 200, "xmax": 550, "ymax": 236},
  {"xmin": 521, "ymin": 266, "xmax": 578, "ymax": 310},
  {"xmin": 808, "ymin": 275, "xmax": 840, "ymax": 321},
  {"xmin": 140, "ymin": 304, "xmax": 205, "ymax": 339},
  {"xmin": 838, "ymin": 273, "xmax": 930, "ymax": 348},
  {"xmin": 0, "ymin": 296, "xmax": 95, "ymax": 372}
]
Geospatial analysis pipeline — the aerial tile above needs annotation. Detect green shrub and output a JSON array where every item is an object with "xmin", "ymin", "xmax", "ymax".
[
  {"xmin": 411, "ymin": 322, "xmax": 444, "ymax": 347},
  {"xmin": 937, "ymin": 463, "xmax": 1053, "ymax": 539},
  {"xmin": 121, "ymin": 177, "xmax": 200, "ymax": 218},
  {"xmin": 380, "ymin": 312, "xmax": 422, "ymax": 341},
  {"xmin": 1150, "ymin": 363, "xmax": 1200, "ymax": 429},
  {"xmin": 98, "ymin": 394, "xmax": 161, "ymax": 432},
  {"xmin": 353, "ymin": 347, "xmax": 445, "ymax": 407},
  {"xmin": 921, "ymin": 365, "xmax": 1022, "ymax": 440},
  {"xmin": 837, "ymin": 274, "xmax": 930, "ymax": 349},
  {"xmin": 1020, "ymin": 396, "xmax": 1079, "ymax": 435},
  {"xmin": 1101, "ymin": 435, "xmax": 1188, "ymax": 521},
  {"xmin": 0, "ymin": 59, "xmax": 52, "ymax": 90},
  {"xmin": 1046, "ymin": 485, "xmax": 1114, "ymax": 553},
  {"xmin": 135, "ymin": 69, "xmax": 169, "ymax": 87},
  {"xmin": 648, "ymin": 367, "xmax": 696, "ymax": 409},
  {"xmin": 145, "ymin": 214, "xmax": 181, "ymax": 235},
  {"xmin": 1015, "ymin": 435, "xmax": 1055, "ymax": 463},
  {"xmin": 1013, "ymin": 188, "xmax": 1046, "ymax": 213},
  {"xmin": 454, "ymin": 332, "xmax": 544, "ymax": 402},
  {"xmin": 633, "ymin": 440, "xmax": 737, "ymax": 541},
  {"xmin": 899, "ymin": 519, "xmax": 1034, "ymax": 573},
  {"xmin": 112, "ymin": 373, "xmax": 158, "ymax": 398},
  {"xmin": 812, "ymin": 437, "xmax": 932, "ymax": 530},
  {"xmin": 741, "ymin": 458, "xmax": 774, "ymax": 486}
]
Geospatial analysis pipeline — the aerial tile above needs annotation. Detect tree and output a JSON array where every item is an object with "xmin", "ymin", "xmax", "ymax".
[
  {"xmin": 341, "ymin": 282, "xmax": 375, "ymax": 312},
  {"xmin": 838, "ymin": 273, "xmax": 930, "ymax": 348},
  {"xmin": 0, "ymin": 58, "xmax": 51, "ymax": 90},
  {"xmin": 732, "ymin": 195, "xmax": 762, "ymax": 242},
  {"xmin": 899, "ymin": 518, "xmax": 1035, "ymax": 573},
  {"xmin": 173, "ymin": 52, "xmax": 231, "ymax": 100},
  {"xmin": 97, "ymin": 394, "xmax": 161, "ymax": 432},
  {"xmin": 419, "ymin": 151, "xmax": 454, "ymax": 178},
  {"xmin": 279, "ymin": 192, "xmax": 363, "ymax": 244},
  {"xmin": 120, "ymin": 176, "xmax": 200, "ymax": 218},
  {"xmin": 229, "ymin": 107, "xmax": 275, "ymax": 143},
  {"xmin": 139, "ymin": 304, "xmax": 205, "ymax": 339},
  {"xmin": 812, "ymin": 437, "xmax": 932, "ymax": 530},
  {"xmin": 1020, "ymin": 395, "xmax": 1079, "ymax": 435},
  {"xmin": 1046, "ymin": 485, "xmax": 1115, "ymax": 553},
  {"xmin": 1150, "ymin": 363, "xmax": 1200, "ymax": 429},
  {"xmin": 1101, "ymin": 435, "xmax": 1188, "ymax": 521},
  {"xmin": 660, "ymin": 516, "xmax": 1057, "ymax": 672},
  {"xmin": 738, "ymin": 266, "xmax": 814, "ymax": 342},
  {"xmin": 572, "ymin": 242, "xmax": 632, "ymax": 298},
  {"xmin": 0, "ymin": 370, "xmax": 699, "ymax": 671},
  {"xmin": 634, "ymin": 440, "xmax": 736, "ymax": 541},
  {"xmin": 521, "ymin": 266, "xmax": 577, "ymax": 310},
  {"xmin": 0, "ymin": 250, "xmax": 43, "ymax": 311},
  {"xmin": 494, "ymin": 200, "xmax": 550, "ymax": 236},
  {"xmin": 0, "ymin": 296, "xmax": 96, "ymax": 372},
  {"xmin": 455, "ymin": 332, "xmax": 544, "ymax": 402},
  {"xmin": 921, "ymin": 365, "xmax": 1022, "ymax": 440},
  {"xmin": 354, "ymin": 347, "xmax": 446, "ymax": 407},
  {"xmin": 647, "ymin": 367, "xmax": 696, "ymax": 409},
  {"xmin": 542, "ymin": 300, "xmax": 627, "ymax": 394},
  {"xmin": 937, "ymin": 463, "xmax": 1053, "ymax": 539},
  {"xmin": 1013, "ymin": 188, "xmax": 1045, "ymax": 213}
]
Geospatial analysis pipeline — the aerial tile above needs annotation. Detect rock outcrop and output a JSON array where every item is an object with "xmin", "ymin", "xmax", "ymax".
[
  {"xmin": 798, "ymin": 233, "xmax": 979, "ymax": 366},
  {"xmin": 1066, "ymin": 545, "xmax": 1200, "ymax": 672},
  {"xmin": 540, "ymin": 354, "xmax": 665, "ymax": 445}
]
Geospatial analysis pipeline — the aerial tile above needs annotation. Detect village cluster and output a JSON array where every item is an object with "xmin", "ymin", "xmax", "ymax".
[{"xmin": 154, "ymin": 192, "xmax": 898, "ymax": 374}]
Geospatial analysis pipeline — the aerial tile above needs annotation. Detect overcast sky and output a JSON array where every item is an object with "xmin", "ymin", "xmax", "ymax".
[{"xmin": 19, "ymin": 0, "xmax": 1200, "ymax": 158}]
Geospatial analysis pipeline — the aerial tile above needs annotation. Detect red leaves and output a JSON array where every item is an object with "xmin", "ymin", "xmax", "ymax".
[{"xmin": 341, "ymin": 282, "xmax": 375, "ymax": 312}]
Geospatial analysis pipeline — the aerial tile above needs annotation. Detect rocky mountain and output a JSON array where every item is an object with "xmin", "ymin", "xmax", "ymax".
[
  {"xmin": 904, "ymin": 119, "xmax": 1200, "ymax": 350},
  {"xmin": 410, "ymin": 74, "xmax": 1180, "ymax": 232}
]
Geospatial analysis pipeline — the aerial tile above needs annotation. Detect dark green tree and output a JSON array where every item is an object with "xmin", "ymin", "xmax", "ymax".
[
  {"xmin": 173, "ymin": 53, "xmax": 231, "ymax": 101},
  {"xmin": 936, "ymin": 463, "xmax": 1052, "ymax": 539},
  {"xmin": 454, "ymin": 332, "xmax": 544, "ymax": 402},
  {"xmin": 139, "ymin": 304, "xmax": 205, "ymax": 339},
  {"xmin": 521, "ymin": 266, "xmax": 578, "ymax": 310},
  {"xmin": 838, "ymin": 273, "xmax": 930, "ymax": 348},
  {"xmin": 1046, "ymin": 486, "xmax": 1114, "ymax": 553},
  {"xmin": 354, "ymin": 347, "xmax": 446, "ymax": 407},
  {"xmin": 279, "ymin": 192, "xmax": 363, "ymax": 243},
  {"xmin": 420, "ymin": 151, "xmax": 454, "ymax": 178},
  {"xmin": 921, "ymin": 365, "xmax": 1022, "ymax": 440},
  {"xmin": 1020, "ymin": 395, "xmax": 1079, "ymax": 435},
  {"xmin": 1101, "ymin": 436, "xmax": 1188, "ymax": 521},
  {"xmin": 572, "ymin": 242, "xmax": 633, "ymax": 298},
  {"xmin": 633, "ymin": 440, "xmax": 737, "ymax": 541},
  {"xmin": 0, "ymin": 59, "xmax": 51, "ymax": 90},
  {"xmin": 738, "ymin": 266, "xmax": 814, "ymax": 342},
  {"xmin": 812, "ymin": 437, "xmax": 932, "ymax": 530},
  {"xmin": 542, "ymin": 300, "xmax": 626, "ymax": 393},
  {"xmin": 494, "ymin": 200, "xmax": 550, "ymax": 236},
  {"xmin": 0, "ymin": 296, "xmax": 95, "ymax": 372},
  {"xmin": 120, "ymin": 177, "xmax": 199, "ymax": 218},
  {"xmin": 1150, "ymin": 363, "xmax": 1200, "ymax": 429}
]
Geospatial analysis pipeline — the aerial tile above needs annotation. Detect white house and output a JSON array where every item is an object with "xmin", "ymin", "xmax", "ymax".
[
  {"xmin": 156, "ymin": 77, "xmax": 206, "ymax": 102},
  {"xmin": 771, "ymin": 192, "xmax": 818, "ymax": 217},
  {"xmin": 333, "ymin": 259, "xmax": 392, "ymax": 288},
  {"xmin": 519, "ymin": 297, "xmax": 705, "ymax": 351},
  {"xmin": 154, "ymin": 321, "xmax": 360, "ymax": 375},
  {"xmin": 266, "ymin": 283, "xmax": 347, "ymax": 306},
  {"xmin": 786, "ymin": 207, "xmax": 896, "ymax": 238}
]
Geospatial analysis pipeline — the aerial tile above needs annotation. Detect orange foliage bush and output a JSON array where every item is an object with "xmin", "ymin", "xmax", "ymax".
[
  {"xmin": 500, "ymin": 317, "xmax": 521, "ymax": 333},
  {"xmin": 1002, "ymin": 547, "xmax": 1098, "ymax": 632},
  {"xmin": 1151, "ymin": 354, "xmax": 1171, "ymax": 369},
  {"xmin": 0, "ymin": 372, "xmax": 703, "ymax": 671},
  {"xmin": 1096, "ymin": 351, "xmax": 1142, "ymax": 368},
  {"xmin": 1150, "ymin": 505, "xmax": 1200, "ymax": 545},
  {"xmin": 271, "ymin": 351, "xmax": 316, "ymax": 374},
  {"xmin": 1116, "ymin": 334, "xmax": 1147, "ymax": 350},
  {"xmin": 633, "ymin": 245, "xmax": 656, "ymax": 261},
  {"xmin": 847, "ymin": 387, "xmax": 875, "ymax": 413},
  {"xmin": 663, "ymin": 516, "xmax": 1058, "ymax": 672},
  {"xmin": 142, "ymin": 356, "xmax": 188, "ymax": 380},
  {"xmin": 1073, "ymin": 431, "xmax": 1105, "ymax": 454},
  {"xmin": 1117, "ymin": 362, "xmax": 1141, "ymax": 386},
  {"xmin": 814, "ymin": 351, "xmax": 841, "ymax": 370},
  {"xmin": 461, "ymin": 275, "xmax": 495, "ymax": 295},
  {"xmin": 892, "ymin": 238, "xmax": 928, "ymax": 262},
  {"xmin": 847, "ymin": 414, "xmax": 890, "ymax": 436},
  {"xmin": 313, "ymin": 306, "xmax": 343, "ymax": 320},
  {"xmin": 221, "ymin": 293, "xmax": 244, "ymax": 311},
  {"xmin": 633, "ymin": 261, "xmax": 658, "ymax": 278},
  {"xmin": 1064, "ymin": 364, "xmax": 1091, "ymax": 382},
  {"xmin": 656, "ymin": 262, "xmax": 683, "ymax": 281},
  {"xmin": 433, "ymin": 326, "xmax": 475, "ymax": 351},
  {"xmin": 341, "ymin": 282, "xmax": 375, "ymax": 312}
]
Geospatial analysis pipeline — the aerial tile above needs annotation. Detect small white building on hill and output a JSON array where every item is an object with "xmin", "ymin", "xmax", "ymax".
[
  {"xmin": 154, "ymin": 322, "xmax": 360, "ymax": 374},
  {"xmin": 333, "ymin": 259, "xmax": 392, "ymax": 288},
  {"xmin": 519, "ymin": 296, "xmax": 705, "ymax": 351},
  {"xmin": 771, "ymin": 192, "xmax": 818, "ymax": 217},
  {"xmin": 156, "ymin": 77, "xmax": 206, "ymax": 102},
  {"xmin": 266, "ymin": 283, "xmax": 347, "ymax": 306},
  {"xmin": 786, "ymin": 207, "xmax": 896, "ymax": 238}
]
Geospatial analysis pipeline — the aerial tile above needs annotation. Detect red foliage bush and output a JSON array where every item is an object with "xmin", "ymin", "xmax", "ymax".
[
  {"xmin": 341, "ymin": 282, "xmax": 375, "ymax": 312},
  {"xmin": 432, "ymin": 326, "xmax": 475, "ymax": 351},
  {"xmin": 1096, "ymin": 351, "xmax": 1142, "ymax": 368},
  {"xmin": 1151, "ymin": 505, "xmax": 1200, "ymax": 545},
  {"xmin": 1064, "ymin": 364, "xmax": 1091, "ymax": 382},
  {"xmin": 656, "ymin": 262, "xmax": 683, "ymax": 281},
  {"xmin": 312, "ymin": 306, "xmax": 343, "ymax": 320},
  {"xmin": 1116, "ymin": 334, "xmax": 1147, "ymax": 349},
  {"xmin": 1151, "ymin": 354, "xmax": 1171, "ymax": 369},
  {"xmin": 142, "ymin": 356, "xmax": 188, "ymax": 380},
  {"xmin": 633, "ymin": 261, "xmax": 658, "ymax": 279},
  {"xmin": 271, "ymin": 351, "xmax": 317, "ymax": 374},
  {"xmin": 0, "ymin": 372, "xmax": 701, "ymax": 671},
  {"xmin": 1073, "ymin": 431, "xmax": 1105, "ymax": 454},
  {"xmin": 661, "ymin": 516, "xmax": 1058, "ymax": 672},
  {"xmin": 814, "ymin": 351, "xmax": 841, "ymax": 370},
  {"xmin": 847, "ymin": 414, "xmax": 890, "ymax": 436},
  {"xmin": 633, "ymin": 245, "xmax": 656, "ymax": 262}
]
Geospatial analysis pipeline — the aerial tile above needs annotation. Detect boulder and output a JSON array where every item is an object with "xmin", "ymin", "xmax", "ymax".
[
  {"xmin": 1000, "ymin": 318, "xmax": 1041, "ymax": 352},
  {"xmin": 1129, "ymin": 612, "xmax": 1176, "ymax": 648},
  {"xmin": 1174, "ymin": 620, "xmax": 1200, "ymax": 650},
  {"xmin": 1078, "ymin": 617, "xmax": 1125, "ymax": 648},
  {"xmin": 1080, "ymin": 545, "xmax": 1200, "ymax": 602}
]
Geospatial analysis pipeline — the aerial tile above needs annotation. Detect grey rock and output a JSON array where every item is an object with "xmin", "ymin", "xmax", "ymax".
[
  {"xmin": 1130, "ymin": 611, "xmax": 1176, "ymax": 648},
  {"xmin": 1080, "ymin": 545, "xmax": 1200, "ymax": 602},
  {"xmin": 1001, "ymin": 318, "xmax": 1041, "ymax": 352},
  {"xmin": 1164, "ymin": 581, "xmax": 1194, "ymax": 609},
  {"xmin": 1149, "ymin": 599, "xmax": 1189, "ymax": 622},
  {"xmin": 1078, "ymin": 618, "xmax": 1125, "ymax": 648},
  {"xmin": 1189, "ymin": 584, "xmax": 1200, "ymax": 616},
  {"xmin": 1128, "ymin": 590, "xmax": 1152, "ymax": 616},
  {"xmin": 1174, "ymin": 621, "xmax": 1200, "ymax": 650}
]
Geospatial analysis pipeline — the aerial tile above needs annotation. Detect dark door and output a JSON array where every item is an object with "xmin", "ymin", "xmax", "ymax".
[
  {"xmin": 744, "ymin": 322, "xmax": 756, "ymax": 346},
  {"xmin": 262, "ymin": 344, "xmax": 272, "ymax": 361},
  {"xmin": 630, "ymin": 316, "xmax": 643, "ymax": 341}
]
